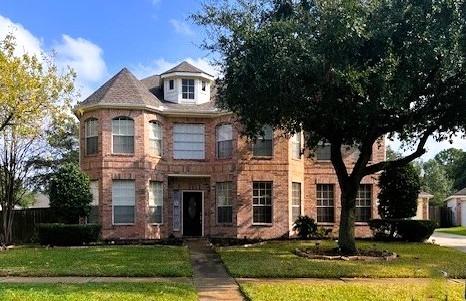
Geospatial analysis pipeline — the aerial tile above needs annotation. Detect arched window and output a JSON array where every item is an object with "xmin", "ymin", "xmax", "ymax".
[
  {"xmin": 252, "ymin": 125, "xmax": 273, "ymax": 157},
  {"xmin": 149, "ymin": 121, "xmax": 163, "ymax": 156},
  {"xmin": 112, "ymin": 116, "xmax": 134, "ymax": 154},
  {"xmin": 216, "ymin": 124, "xmax": 233, "ymax": 159},
  {"xmin": 84, "ymin": 118, "xmax": 98, "ymax": 155}
]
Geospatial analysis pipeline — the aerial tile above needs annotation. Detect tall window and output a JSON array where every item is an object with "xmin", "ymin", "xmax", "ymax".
[
  {"xmin": 85, "ymin": 118, "xmax": 98, "ymax": 155},
  {"xmin": 253, "ymin": 182, "xmax": 272, "ymax": 224},
  {"xmin": 182, "ymin": 79, "xmax": 195, "ymax": 99},
  {"xmin": 149, "ymin": 121, "xmax": 163, "ymax": 156},
  {"xmin": 252, "ymin": 125, "xmax": 273, "ymax": 157},
  {"xmin": 291, "ymin": 182, "xmax": 302, "ymax": 223},
  {"xmin": 356, "ymin": 184, "xmax": 372, "ymax": 222},
  {"xmin": 112, "ymin": 180, "xmax": 135, "ymax": 224},
  {"xmin": 112, "ymin": 117, "xmax": 134, "ymax": 154},
  {"xmin": 149, "ymin": 182, "xmax": 163, "ymax": 224},
  {"xmin": 173, "ymin": 124, "xmax": 205, "ymax": 159},
  {"xmin": 291, "ymin": 133, "xmax": 301, "ymax": 159},
  {"xmin": 216, "ymin": 124, "xmax": 233, "ymax": 159},
  {"xmin": 316, "ymin": 184, "xmax": 334, "ymax": 223},
  {"xmin": 202, "ymin": 81, "xmax": 206, "ymax": 91},
  {"xmin": 169, "ymin": 79, "xmax": 174, "ymax": 90},
  {"xmin": 90, "ymin": 180, "xmax": 99, "ymax": 206},
  {"xmin": 217, "ymin": 182, "xmax": 232, "ymax": 224}
]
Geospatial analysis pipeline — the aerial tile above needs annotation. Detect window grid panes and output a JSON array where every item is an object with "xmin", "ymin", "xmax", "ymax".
[
  {"xmin": 149, "ymin": 122, "xmax": 163, "ymax": 156},
  {"xmin": 292, "ymin": 133, "xmax": 301, "ymax": 159},
  {"xmin": 253, "ymin": 182, "xmax": 272, "ymax": 224},
  {"xmin": 316, "ymin": 184, "xmax": 334, "ymax": 223},
  {"xmin": 216, "ymin": 124, "xmax": 233, "ymax": 159},
  {"xmin": 315, "ymin": 144, "xmax": 331, "ymax": 161},
  {"xmin": 291, "ymin": 182, "xmax": 302, "ymax": 224},
  {"xmin": 173, "ymin": 124, "xmax": 205, "ymax": 159},
  {"xmin": 252, "ymin": 125, "xmax": 273, "ymax": 157},
  {"xmin": 112, "ymin": 117, "xmax": 134, "ymax": 154},
  {"xmin": 85, "ymin": 119, "xmax": 98, "ymax": 155},
  {"xmin": 149, "ymin": 182, "xmax": 163, "ymax": 224},
  {"xmin": 112, "ymin": 180, "xmax": 135, "ymax": 224},
  {"xmin": 356, "ymin": 184, "xmax": 372, "ymax": 222},
  {"xmin": 217, "ymin": 182, "xmax": 232, "ymax": 224},
  {"xmin": 182, "ymin": 79, "xmax": 195, "ymax": 99}
]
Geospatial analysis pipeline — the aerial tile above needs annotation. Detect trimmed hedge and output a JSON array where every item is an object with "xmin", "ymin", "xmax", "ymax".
[
  {"xmin": 368, "ymin": 219, "xmax": 436, "ymax": 242},
  {"xmin": 38, "ymin": 223, "xmax": 101, "ymax": 246}
]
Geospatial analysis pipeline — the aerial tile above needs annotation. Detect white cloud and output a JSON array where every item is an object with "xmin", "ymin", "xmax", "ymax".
[
  {"xmin": 169, "ymin": 19, "xmax": 194, "ymax": 36},
  {"xmin": 131, "ymin": 57, "xmax": 220, "ymax": 79},
  {"xmin": 0, "ymin": 15, "xmax": 43, "ymax": 57}
]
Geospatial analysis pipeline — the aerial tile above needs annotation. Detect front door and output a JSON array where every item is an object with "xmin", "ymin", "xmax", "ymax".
[{"xmin": 183, "ymin": 192, "xmax": 202, "ymax": 236}]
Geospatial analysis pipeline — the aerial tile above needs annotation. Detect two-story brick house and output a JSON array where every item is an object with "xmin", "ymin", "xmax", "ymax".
[{"xmin": 75, "ymin": 61, "xmax": 385, "ymax": 240}]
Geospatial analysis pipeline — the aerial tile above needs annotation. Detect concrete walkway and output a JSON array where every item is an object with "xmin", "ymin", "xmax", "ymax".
[
  {"xmin": 187, "ymin": 240, "xmax": 244, "ymax": 301},
  {"xmin": 0, "ymin": 276, "xmax": 191, "ymax": 284},
  {"xmin": 429, "ymin": 232, "xmax": 466, "ymax": 253}
]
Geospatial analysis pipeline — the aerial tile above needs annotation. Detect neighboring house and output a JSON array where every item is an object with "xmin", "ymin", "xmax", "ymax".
[
  {"xmin": 413, "ymin": 191, "xmax": 432, "ymax": 220},
  {"xmin": 74, "ymin": 61, "xmax": 385, "ymax": 240},
  {"xmin": 28, "ymin": 193, "xmax": 50, "ymax": 209},
  {"xmin": 445, "ymin": 188, "xmax": 466, "ymax": 226}
]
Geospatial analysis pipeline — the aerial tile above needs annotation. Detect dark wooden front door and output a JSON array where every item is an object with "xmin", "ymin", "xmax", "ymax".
[{"xmin": 183, "ymin": 192, "xmax": 202, "ymax": 236}]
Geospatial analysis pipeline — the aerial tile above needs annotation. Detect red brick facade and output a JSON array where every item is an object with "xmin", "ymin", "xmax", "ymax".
[{"xmin": 79, "ymin": 108, "xmax": 384, "ymax": 240}]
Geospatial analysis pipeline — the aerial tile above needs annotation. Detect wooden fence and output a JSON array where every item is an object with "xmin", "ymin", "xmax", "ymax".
[{"xmin": 429, "ymin": 206, "xmax": 454, "ymax": 228}]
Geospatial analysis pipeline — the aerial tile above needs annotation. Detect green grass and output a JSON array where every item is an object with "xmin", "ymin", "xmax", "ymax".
[
  {"xmin": 0, "ymin": 283, "xmax": 197, "ymax": 301},
  {"xmin": 436, "ymin": 227, "xmax": 466, "ymax": 236},
  {"xmin": 217, "ymin": 240, "xmax": 466, "ymax": 278},
  {"xmin": 240, "ymin": 280, "xmax": 465, "ymax": 301},
  {"xmin": 0, "ymin": 245, "xmax": 192, "ymax": 277}
]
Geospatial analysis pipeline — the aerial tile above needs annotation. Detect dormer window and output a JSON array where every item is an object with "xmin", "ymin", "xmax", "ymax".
[
  {"xmin": 202, "ymin": 81, "xmax": 206, "ymax": 91},
  {"xmin": 169, "ymin": 79, "xmax": 174, "ymax": 90},
  {"xmin": 182, "ymin": 79, "xmax": 195, "ymax": 100}
]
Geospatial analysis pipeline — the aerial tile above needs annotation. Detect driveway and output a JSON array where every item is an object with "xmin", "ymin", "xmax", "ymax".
[{"xmin": 429, "ymin": 232, "xmax": 466, "ymax": 253}]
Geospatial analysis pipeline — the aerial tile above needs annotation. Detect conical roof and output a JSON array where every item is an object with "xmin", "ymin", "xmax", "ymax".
[{"xmin": 160, "ymin": 61, "xmax": 212, "ymax": 76}]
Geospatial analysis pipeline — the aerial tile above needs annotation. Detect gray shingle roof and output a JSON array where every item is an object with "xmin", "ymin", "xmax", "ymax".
[
  {"xmin": 78, "ymin": 68, "xmax": 162, "ymax": 107},
  {"xmin": 160, "ymin": 61, "xmax": 212, "ymax": 76},
  {"xmin": 453, "ymin": 188, "xmax": 466, "ymax": 196}
]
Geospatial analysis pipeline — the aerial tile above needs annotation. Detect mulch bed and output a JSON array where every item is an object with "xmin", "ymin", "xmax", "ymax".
[{"xmin": 295, "ymin": 247, "xmax": 398, "ymax": 261}]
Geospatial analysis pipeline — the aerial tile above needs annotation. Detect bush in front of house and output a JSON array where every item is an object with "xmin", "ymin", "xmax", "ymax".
[
  {"xmin": 368, "ymin": 219, "xmax": 436, "ymax": 242},
  {"xmin": 293, "ymin": 216, "xmax": 318, "ymax": 239},
  {"xmin": 38, "ymin": 223, "xmax": 101, "ymax": 246}
]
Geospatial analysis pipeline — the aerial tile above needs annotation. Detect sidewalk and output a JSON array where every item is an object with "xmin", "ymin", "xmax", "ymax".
[
  {"xmin": 0, "ymin": 276, "xmax": 192, "ymax": 284},
  {"xmin": 429, "ymin": 232, "xmax": 466, "ymax": 253},
  {"xmin": 187, "ymin": 240, "xmax": 244, "ymax": 301}
]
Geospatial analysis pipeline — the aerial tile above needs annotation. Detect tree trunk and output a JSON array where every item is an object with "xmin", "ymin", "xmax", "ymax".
[{"xmin": 338, "ymin": 183, "xmax": 358, "ymax": 254}]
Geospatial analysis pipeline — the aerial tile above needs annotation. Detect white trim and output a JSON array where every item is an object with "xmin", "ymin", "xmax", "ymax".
[
  {"xmin": 161, "ymin": 72, "xmax": 214, "ymax": 81},
  {"xmin": 181, "ymin": 190, "xmax": 204, "ymax": 237}
]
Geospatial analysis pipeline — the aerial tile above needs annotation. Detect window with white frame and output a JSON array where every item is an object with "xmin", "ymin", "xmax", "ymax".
[
  {"xmin": 173, "ymin": 124, "xmax": 205, "ymax": 159},
  {"xmin": 291, "ymin": 182, "xmax": 302, "ymax": 223},
  {"xmin": 90, "ymin": 180, "xmax": 99, "ymax": 206},
  {"xmin": 217, "ymin": 182, "xmax": 232, "ymax": 224},
  {"xmin": 315, "ymin": 143, "xmax": 331, "ymax": 161},
  {"xmin": 149, "ymin": 181, "xmax": 163, "ymax": 224},
  {"xmin": 182, "ymin": 79, "xmax": 195, "ymax": 99},
  {"xmin": 85, "ymin": 118, "xmax": 98, "ymax": 155},
  {"xmin": 252, "ymin": 125, "xmax": 273, "ymax": 157},
  {"xmin": 202, "ymin": 81, "xmax": 206, "ymax": 91},
  {"xmin": 112, "ymin": 117, "xmax": 134, "ymax": 154},
  {"xmin": 316, "ymin": 184, "xmax": 334, "ymax": 223},
  {"xmin": 169, "ymin": 79, "xmax": 174, "ymax": 90},
  {"xmin": 253, "ymin": 182, "xmax": 272, "ymax": 224},
  {"xmin": 149, "ymin": 121, "xmax": 163, "ymax": 156},
  {"xmin": 112, "ymin": 180, "xmax": 135, "ymax": 224},
  {"xmin": 291, "ymin": 133, "xmax": 301, "ymax": 159},
  {"xmin": 216, "ymin": 124, "xmax": 233, "ymax": 159},
  {"xmin": 356, "ymin": 184, "xmax": 372, "ymax": 222}
]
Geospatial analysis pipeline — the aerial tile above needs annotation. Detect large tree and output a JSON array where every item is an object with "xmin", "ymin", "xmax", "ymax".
[{"xmin": 194, "ymin": 0, "xmax": 466, "ymax": 253}]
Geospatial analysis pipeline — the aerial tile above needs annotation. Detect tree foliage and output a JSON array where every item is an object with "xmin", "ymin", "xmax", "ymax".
[
  {"xmin": 378, "ymin": 164, "xmax": 421, "ymax": 219},
  {"xmin": 194, "ymin": 0, "xmax": 466, "ymax": 253},
  {"xmin": 49, "ymin": 163, "xmax": 92, "ymax": 224}
]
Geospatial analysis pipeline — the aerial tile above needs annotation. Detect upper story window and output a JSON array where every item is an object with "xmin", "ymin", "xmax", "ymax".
[
  {"xmin": 315, "ymin": 143, "xmax": 331, "ymax": 161},
  {"xmin": 291, "ymin": 133, "xmax": 301, "ymax": 159},
  {"xmin": 169, "ymin": 79, "xmax": 174, "ymax": 90},
  {"xmin": 216, "ymin": 124, "xmax": 233, "ymax": 159},
  {"xmin": 84, "ymin": 118, "xmax": 98, "ymax": 155},
  {"xmin": 173, "ymin": 124, "xmax": 205, "ymax": 159},
  {"xmin": 149, "ymin": 121, "xmax": 163, "ymax": 157},
  {"xmin": 202, "ymin": 81, "xmax": 206, "ymax": 91},
  {"xmin": 182, "ymin": 79, "xmax": 195, "ymax": 99},
  {"xmin": 112, "ymin": 116, "xmax": 134, "ymax": 154},
  {"xmin": 252, "ymin": 125, "xmax": 273, "ymax": 157}
]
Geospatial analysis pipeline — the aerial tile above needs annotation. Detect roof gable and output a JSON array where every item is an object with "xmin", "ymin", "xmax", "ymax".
[{"xmin": 161, "ymin": 61, "xmax": 212, "ymax": 76}]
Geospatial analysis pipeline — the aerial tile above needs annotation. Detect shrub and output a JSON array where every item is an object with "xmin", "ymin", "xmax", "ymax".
[
  {"xmin": 293, "ymin": 216, "xmax": 318, "ymax": 239},
  {"xmin": 368, "ymin": 219, "xmax": 436, "ymax": 242},
  {"xmin": 38, "ymin": 223, "xmax": 101, "ymax": 246}
]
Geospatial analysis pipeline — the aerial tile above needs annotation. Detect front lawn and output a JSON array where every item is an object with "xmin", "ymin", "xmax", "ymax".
[
  {"xmin": 436, "ymin": 227, "xmax": 466, "ymax": 236},
  {"xmin": 0, "ymin": 245, "xmax": 192, "ymax": 277},
  {"xmin": 0, "ymin": 283, "xmax": 197, "ymax": 301},
  {"xmin": 217, "ymin": 240, "xmax": 466, "ymax": 278},
  {"xmin": 240, "ymin": 280, "xmax": 465, "ymax": 301}
]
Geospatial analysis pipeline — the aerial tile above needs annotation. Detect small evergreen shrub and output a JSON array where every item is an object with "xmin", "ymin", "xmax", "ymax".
[
  {"xmin": 38, "ymin": 223, "xmax": 101, "ymax": 246},
  {"xmin": 293, "ymin": 216, "xmax": 318, "ymax": 239},
  {"xmin": 368, "ymin": 219, "xmax": 436, "ymax": 242}
]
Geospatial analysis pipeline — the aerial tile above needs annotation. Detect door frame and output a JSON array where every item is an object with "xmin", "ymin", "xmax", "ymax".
[{"xmin": 181, "ymin": 190, "xmax": 204, "ymax": 237}]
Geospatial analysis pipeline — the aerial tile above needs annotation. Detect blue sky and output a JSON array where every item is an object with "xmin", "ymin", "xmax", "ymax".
[{"xmin": 0, "ymin": 0, "xmax": 464, "ymax": 159}]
